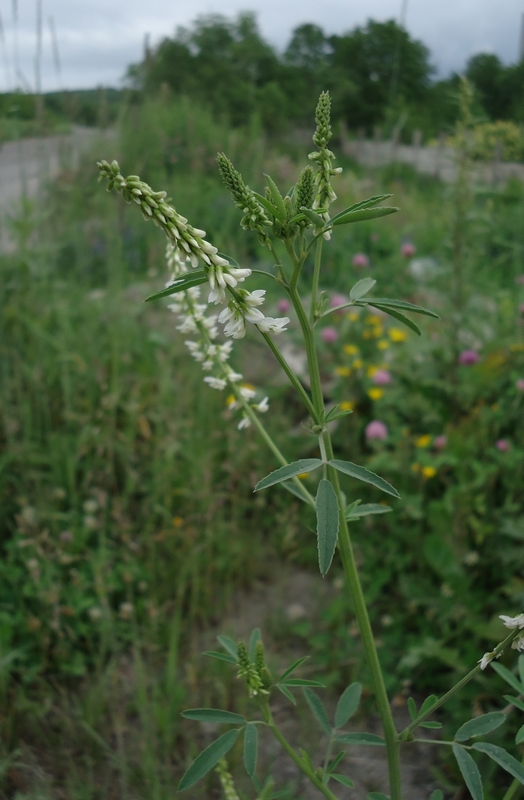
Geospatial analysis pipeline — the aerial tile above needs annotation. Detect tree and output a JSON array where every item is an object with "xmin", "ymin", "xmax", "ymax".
[{"xmin": 329, "ymin": 19, "xmax": 434, "ymax": 131}]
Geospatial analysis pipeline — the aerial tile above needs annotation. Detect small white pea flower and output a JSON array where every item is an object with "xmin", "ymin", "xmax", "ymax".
[
  {"xmin": 177, "ymin": 316, "xmax": 198, "ymax": 334},
  {"xmin": 500, "ymin": 614, "xmax": 524, "ymax": 629},
  {"xmin": 244, "ymin": 307, "xmax": 266, "ymax": 324},
  {"xmin": 256, "ymin": 397, "xmax": 269, "ymax": 412},
  {"xmin": 238, "ymin": 417, "xmax": 251, "ymax": 430},
  {"xmin": 227, "ymin": 371, "xmax": 243, "ymax": 382},
  {"xmin": 202, "ymin": 360, "xmax": 213, "ymax": 370},
  {"xmin": 240, "ymin": 387, "xmax": 256, "ymax": 400},
  {"xmin": 478, "ymin": 650, "xmax": 502, "ymax": 670},
  {"xmin": 219, "ymin": 342, "xmax": 233, "ymax": 361},
  {"xmin": 208, "ymin": 286, "xmax": 227, "ymax": 305},
  {"xmin": 512, "ymin": 635, "xmax": 524, "ymax": 651},
  {"xmin": 204, "ymin": 376, "xmax": 227, "ymax": 390},
  {"xmin": 256, "ymin": 316, "xmax": 290, "ymax": 334}
]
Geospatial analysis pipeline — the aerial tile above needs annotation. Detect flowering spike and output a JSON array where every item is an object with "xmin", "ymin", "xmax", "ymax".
[
  {"xmin": 308, "ymin": 91, "xmax": 342, "ymax": 237},
  {"xmin": 216, "ymin": 153, "xmax": 271, "ymax": 238}
]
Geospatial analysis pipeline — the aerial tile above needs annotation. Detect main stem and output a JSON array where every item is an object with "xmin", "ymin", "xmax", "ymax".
[{"xmin": 288, "ymin": 277, "xmax": 403, "ymax": 800}]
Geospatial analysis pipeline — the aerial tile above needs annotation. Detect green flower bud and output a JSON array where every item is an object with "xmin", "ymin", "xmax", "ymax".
[{"xmin": 217, "ymin": 153, "xmax": 271, "ymax": 238}]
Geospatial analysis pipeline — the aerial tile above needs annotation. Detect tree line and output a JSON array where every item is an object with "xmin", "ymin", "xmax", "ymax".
[{"xmin": 126, "ymin": 12, "xmax": 524, "ymax": 140}]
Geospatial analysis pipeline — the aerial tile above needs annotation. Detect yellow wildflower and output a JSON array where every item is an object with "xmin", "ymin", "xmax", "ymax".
[
  {"xmin": 372, "ymin": 326, "xmax": 384, "ymax": 338},
  {"xmin": 347, "ymin": 312, "xmax": 359, "ymax": 322},
  {"xmin": 343, "ymin": 344, "xmax": 359, "ymax": 355},
  {"xmin": 353, "ymin": 359, "xmax": 363, "ymax": 369},
  {"xmin": 226, "ymin": 394, "xmax": 237, "ymax": 407},
  {"xmin": 377, "ymin": 339, "xmax": 390, "ymax": 350},
  {"xmin": 339, "ymin": 401, "xmax": 354, "ymax": 411},
  {"xmin": 298, "ymin": 473, "xmax": 309, "ymax": 480},
  {"xmin": 389, "ymin": 327, "xmax": 408, "ymax": 342},
  {"xmin": 415, "ymin": 435, "xmax": 431, "ymax": 448},
  {"xmin": 335, "ymin": 366, "xmax": 351, "ymax": 377},
  {"xmin": 172, "ymin": 516, "xmax": 184, "ymax": 527},
  {"xmin": 510, "ymin": 343, "xmax": 524, "ymax": 352},
  {"xmin": 365, "ymin": 314, "xmax": 382, "ymax": 325},
  {"xmin": 422, "ymin": 466, "xmax": 437, "ymax": 479},
  {"xmin": 363, "ymin": 330, "xmax": 372, "ymax": 339},
  {"xmin": 367, "ymin": 366, "xmax": 379, "ymax": 377},
  {"xmin": 411, "ymin": 463, "xmax": 420, "ymax": 472},
  {"xmin": 368, "ymin": 388, "xmax": 384, "ymax": 400}
]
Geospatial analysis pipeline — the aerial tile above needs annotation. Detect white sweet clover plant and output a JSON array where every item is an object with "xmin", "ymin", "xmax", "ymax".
[{"xmin": 99, "ymin": 92, "xmax": 524, "ymax": 800}]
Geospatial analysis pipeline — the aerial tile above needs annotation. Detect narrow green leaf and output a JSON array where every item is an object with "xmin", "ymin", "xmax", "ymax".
[
  {"xmin": 217, "ymin": 636, "xmax": 238, "ymax": 659},
  {"xmin": 331, "ymin": 774, "xmax": 355, "ymax": 787},
  {"xmin": 300, "ymin": 207, "xmax": 326, "ymax": 228},
  {"xmin": 336, "ymin": 733, "xmax": 385, "ymax": 746},
  {"xmin": 283, "ymin": 678, "xmax": 325, "ymax": 687},
  {"xmin": 455, "ymin": 712, "xmax": 506, "ymax": 742},
  {"xmin": 326, "ymin": 752, "xmax": 345, "ymax": 773},
  {"xmin": 420, "ymin": 695, "xmax": 439, "ymax": 715},
  {"xmin": 281, "ymin": 481, "xmax": 315, "ymax": 507},
  {"xmin": 368, "ymin": 304, "xmax": 422, "ymax": 335},
  {"xmin": 519, "ymin": 654, "xmax": 524, "ymax": 687},
  {"xmin": 332, "ymin": 206, "xmax": 399, "ymax": 226},
  {"xmin": 473, "ymin": 742, "xmax": 524, "ymax": 784},
  {"xmin": 452, "ymin": 744, "xmax": 483, "ymax": 800},
  {"xmin": 329, "ymin": 460, "xmax": 400, "ymax": 499},
  {"xmin": 430, "ymin": 792, "xmax": 444, "ymax": 800},
  {"xmin": 420, "ymin": 721, "xmax": 443, "ymax": 729},
  {"xmin": 145, "ymin": 271, "xmax": 208, "ymax": 302},
  {"xmin": 252, "ymin": 191, "xmax": 280, "ymax": 219},
  {"xmin": 255, "ymin": 459, "xmax": 323, "ymax": 492},
  {"xmin": 368, "ymin": 793, "xmax": 390, "ymax": 800},
  {"xmin": 203, "ymin": 650, "xmax": 237, "ymax": 664},
  {"xmin": 277, "ymin": 684, "xmax": 297, "ymax": 704},
  {"xmin": 330, "ymin": 194, "xmax": 393, "ymax": 223},
  {"xmin": 316, "ymin": 479, "xmax": 340, "ymax": 576},
  {"xmin": 346, "ymin": 503, "xmax": 392, "ymax": 520},
  {"xmin": 361, "ymin": 297, "xmax": 439, "ymax": 319},
  {"xmin": 216, "ymin": 252, "xmax": 239, "ymax": 267},
  {"xmin": 264, "ymin": 174, "xmax": 287, "ymax": 220},
  {"xmin": 248, "ymin": 628, "xmax": 261, "ymax": 660},
  {"xmin": 516, "ymin": 724, "xmax": 524, "ymax": 745},
  {"xmin": 350, "ymin": 278, "xmax": 376, "ymax": 300},
  {"xmin": 277, "ymin": 656, "xmax": 309, "ymax": 683},
  {"xmin": 335, "ymin": 683, "xmax": 362, "ymax": 728},
  {"xmin": 303, "ymin": 688, "xmax": 331, "ymax": 736},
  {"xmin": 407, "ymin": 697, "xmax": 417, "ymax": 722},
  {"xmin": 504, "ymin": 695, "xmax": 524, "ymax": 713},
  {"xmin": 492, "ymin": 663, "xmax": 524, "ymax": 695},
  {"xmin": 182, "ymin": 708, "xmax": 246, "ymax": 725},
  {"xmin": 325, "ymin": 404, "xmax": 353, "ymax": 422},
  {"xmin": 179, "ymin": 728, "xmax": 240, "ymax": 791},
  {"xmin": 244, "ymin": 723, "xmax": 258, "ymax": 777}
]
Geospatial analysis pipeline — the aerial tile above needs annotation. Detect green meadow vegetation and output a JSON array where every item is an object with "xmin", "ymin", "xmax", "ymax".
[{"xmin": 0, "ymin": 71, "xmax": 524, "ymax": 799}]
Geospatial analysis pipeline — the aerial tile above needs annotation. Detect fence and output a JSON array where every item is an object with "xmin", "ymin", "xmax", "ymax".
[{"xmin": 339, "ymin": 129, "xmax": 524, "ymax": 185}]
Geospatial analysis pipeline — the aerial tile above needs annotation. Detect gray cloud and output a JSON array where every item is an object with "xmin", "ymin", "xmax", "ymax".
[{"xmin": 0, "ymin": 0, "xmax": 521, "ymax": 91}]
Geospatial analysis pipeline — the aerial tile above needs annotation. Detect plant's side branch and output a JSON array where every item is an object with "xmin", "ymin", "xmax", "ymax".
[
  {"xmin": 236, "ymin": 397, "xmax": 315, "ymax": 508},
  {"xmin": 258, "ymin": 330, "xmax": 319, "ymax": 423},
  {"xmin": 265, "ymin": 711, "xmax": 339, "ymax": 800},
  {"xmin": 399, "ymin": 629, "xmax": 521, "ymax": 740},
  {"xmin": 309, "ymin": 238, "xmax": 323, "ymax": 323}
]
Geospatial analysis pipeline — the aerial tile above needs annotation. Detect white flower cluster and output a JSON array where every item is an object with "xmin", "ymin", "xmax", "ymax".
[
  {"xmin": 165, "ymin": 245, "xmax": 269, "ymax": 430},
  {"xmin": 98, "ymin": 163, "xmax": 289, "ymax": 342},
  {"xmin": 479, "ymin": 612, "xmax": 524, "ymax": 670},
  {"xmin": 165, "ymin": 239, "xmax": 289, "ymax": 340}
]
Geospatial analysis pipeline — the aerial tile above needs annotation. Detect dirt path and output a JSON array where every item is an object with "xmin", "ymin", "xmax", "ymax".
[{"xmin": 0, "ymin": 126, "xmax": 115, "ymax": 249}]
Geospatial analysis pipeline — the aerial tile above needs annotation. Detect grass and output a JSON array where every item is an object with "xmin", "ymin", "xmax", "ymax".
[{"xmin": 0, "ymin": 94, "xmax": 523, "ymax": 797}]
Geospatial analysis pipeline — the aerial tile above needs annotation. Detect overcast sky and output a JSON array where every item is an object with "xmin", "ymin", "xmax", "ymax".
[{"xmin": 0, "ymin": 0, "xmax": 522, "ymax": 92}]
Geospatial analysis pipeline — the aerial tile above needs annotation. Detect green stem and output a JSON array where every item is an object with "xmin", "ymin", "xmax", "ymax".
[
  {"xmin": 238, "ymin": 398, "xmax": 315, "ymax": 508},
  {"xmin": 309, "ymin": 237, "xmax": 323, "ymax": 323},
  {"xmin": 323, "ymin": 434, "xmax": 403, "ymax": 800},
  {"xmin": 259, "ymin": 330, "xmax": 319, "ymax": 423},
  {"xmin": 285, "ymin": 243, "xmax": 403, "ymax": 800},
  {"xmin": 266, "ymin": 713, "xmax": 339, "ymax": 800},
  {"xmin": 400, "ymin": 629, "xmax": 521, "ymax": 739},
  {"xmin": 502, "ymin": 776, "xmax": 524, "ymax": 800}
]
